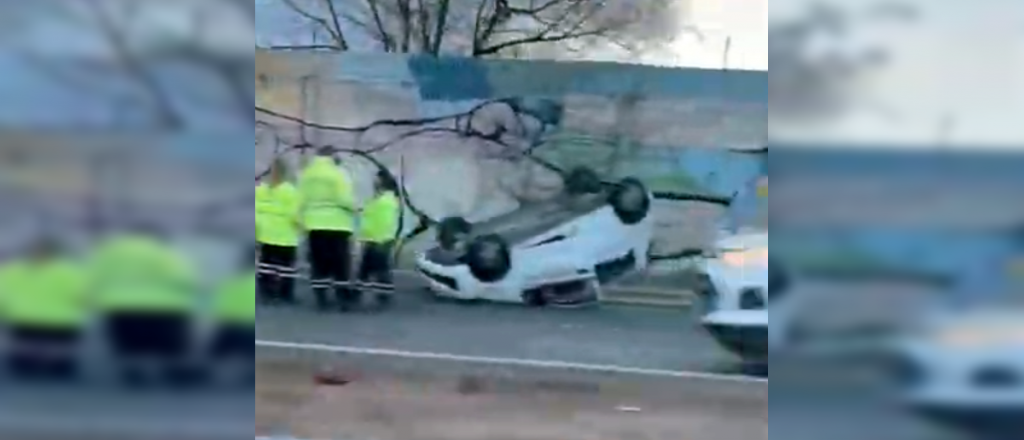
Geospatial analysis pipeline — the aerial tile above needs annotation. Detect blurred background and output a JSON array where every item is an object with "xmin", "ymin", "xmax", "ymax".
[
  {"xmin": 0, "ymin": 1, "xmax": 253, "ymax": 439},
  {"xmin": 0, "ymin": 0, "xmax": 1022, "ymax": 439}
]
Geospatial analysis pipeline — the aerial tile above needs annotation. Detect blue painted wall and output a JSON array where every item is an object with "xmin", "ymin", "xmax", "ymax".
[{"xmin": 775, "ymin": 145, "xmax": 1024, "ymax": 302}]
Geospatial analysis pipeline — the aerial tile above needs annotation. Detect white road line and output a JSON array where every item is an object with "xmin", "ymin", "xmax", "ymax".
[
  {"xmin": 256, "ymin": 340, "xmax": 767, "ymax": 384},
  {"xmin": 257, "ymin": 437, "xmax": 333, "ymax": 440}
]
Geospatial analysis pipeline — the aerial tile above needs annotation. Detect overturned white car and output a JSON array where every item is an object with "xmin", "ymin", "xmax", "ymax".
[
  {"xmin": 415, "ymin": 172, "xmax": 653, "ymax": 307},
  {"xmin": 889, "ymin": 308, "xmax": 1024, "ymax": 437},
  {"xmin": 695, "ymin": 232, "xmax": 774, "ymax": 363}
]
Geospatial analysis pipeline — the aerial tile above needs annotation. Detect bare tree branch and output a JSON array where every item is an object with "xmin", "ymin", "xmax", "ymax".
[
  {"xmin": 83, "ymin": 1, "xmax": 185, "ymax": 128},
  {"xmin": 361, "ymin": 0, "xmax": 396, "ymax": 51},
  {"xmin": 272, "ymin": 0, "xmax": 681, "ymax": 59},
  {"xmin": 320, "ymin": 0, "xmax": 350, "ymax": 50},
  {"xmin": 429, "ymin": 0, "xmax": 452, "ymax": 54},
  {"xmin": 280, "ymin": 0, "xmax": 349, "ymax": 49},
  {"xmin": 22, "ymin": 0, "xmax": 254, "ymax": 129}
]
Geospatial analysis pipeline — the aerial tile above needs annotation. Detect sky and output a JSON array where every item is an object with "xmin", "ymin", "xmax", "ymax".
[
  {"xmin": 4, "ymin": 0, "xmax": 1021, "ymax": 145},
  {"xmin": 255, "ymin": 0, "xmax": 1024, "ymax": 145},
  {"xmin": 3, "ymin": 1, "xmax": 250, "ymax": 57},
  {"xmin": 254, "ymin": 0, "xmax": 768, "ymax": 70},
  {"xmin": 772, "ymin": 0, "xmax": 1024, "ymax": 147},
  {"xmin": 652, "ymin": 0, "xmax": 767, "ymax": 70}
]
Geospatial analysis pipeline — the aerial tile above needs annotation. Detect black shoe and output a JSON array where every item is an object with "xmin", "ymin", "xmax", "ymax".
[
  {"xmin": 278, "ymin": 281, "xmax": 297, "ymax": 305},
  {"xmin": 373, "ymin": 293, "xmax": 392, "ymax": 311},
  {"xmin": 313, "ymin": 289, "xmax": 331, "ymax": 311},
  {"xmin": 120, "ymin": 367, "xmax": 154, "ymax": 390},
  {"xmin": 336, "ymin": 288, "xmax": 361, "ymax": 312},
  {"xmin": 257, "ymin": 274, "xmax": 277, "ymax": 303}
]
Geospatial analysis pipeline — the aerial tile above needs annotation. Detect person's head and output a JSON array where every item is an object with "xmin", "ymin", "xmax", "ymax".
[
  {"xmin": 316, "ymin": 145, "xmax": 335, "ymax": 158},
  {"xmin": 269, "ymin": 158, "xmax": 289, "ymax": 184},
  {"xmin": 121, "ymin": 220, "xmax": 168, "ymax": 242},
  {"xmin": 374, "ymin": 169, "xmax": 398, "ymax": 194},
  {"xmin": 313, "ymin": 145, "xmax": 341, "ymax": 165},
  {"xmin": 25, "ymin": 235, "xmax": 61, "ymax": 262}
]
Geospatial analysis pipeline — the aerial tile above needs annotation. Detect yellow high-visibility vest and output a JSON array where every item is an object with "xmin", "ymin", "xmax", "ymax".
[
  {"xmin": 0, "ymin": 259, "xmax": 88, "ymax": 328},
  {"xmin": 214, "ymin": 271, "xmax": 255, "ymax": 324},
  {"xmin": 257, "ymin": 181, "xmax": 300, "ymax": 246},
  {"xmin": 298, "ymin": 157, "xmax": 355, "ymax": 232},
  {"xmin": 358, "ymin": 191, "xmax": 400, "ymax": 243},
  {"xmin": 90, "ymin": 235, "xmax": 198, "ymax": 313}
]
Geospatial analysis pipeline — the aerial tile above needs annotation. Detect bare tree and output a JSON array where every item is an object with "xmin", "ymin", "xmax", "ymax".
[
  {"xmin": 270, "ymin": 0, "xmax": 683, "ymax": 58},
  {"xmin": 770, "ymin": 3, "xmax": 916, "ymax": 122},
  {"xmin": 16, "ymin": 0, "xmax": 252, "ymax": 129}
]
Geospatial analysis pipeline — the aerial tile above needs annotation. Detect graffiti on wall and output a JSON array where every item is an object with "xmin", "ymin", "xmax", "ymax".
[
  {"xmin": 255, "ymin": 54, "xmax": 766, "ymax": 290},
  {"xmin": 258, "ymin": 103, "xmax": 762, "ymax": 268}
]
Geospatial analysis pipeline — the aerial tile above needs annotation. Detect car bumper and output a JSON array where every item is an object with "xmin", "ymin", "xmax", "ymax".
[
  {"xmin": 701, "ymin": 313, "xmax": 770, "ymax": 361},
  {"xmin": 414, "ymin": 255, "xmax": 476, "ymax": 299},
  {"xmin": 895, "ymin": 344, "xmax": 1024, "ymax": 406},
  {"xmin": 906, "ymin": 386, "xmax": 1024, "ymax": 407},
  {"xmin": 700, "ymin": 259, "xmax": 768, "ymax": 297},
  {"xmin": 910, "ymin": 403, "xmax": 1024, "ymax": 435},
  {"xmin": 414, "ymin": 254, "xmax": 525, "ymax": 303}
]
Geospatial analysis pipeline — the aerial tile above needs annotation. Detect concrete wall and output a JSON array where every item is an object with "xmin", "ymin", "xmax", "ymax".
[
  {"xmin": 0, "ymin": 132, "xmax": 251, "ymax": 249},
  {"xmin": 256, "ymin": 52, "xmax": 767, "ymax": 283},
  {"xmin": 775, "ymin": 146, "xmax": 1024, "ymax": 304}
]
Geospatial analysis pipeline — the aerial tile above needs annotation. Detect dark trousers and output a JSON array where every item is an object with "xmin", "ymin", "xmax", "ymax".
[
  {"xmin": 6, "ymin": 326, "xmax": 80, "ymax": 382},
  {"xmin": 104, "ymin": 312, "xmax": 191, "ymax": 386},
  {"xmin": 209, "ymin": 324, "xmax": 254, "ymax": 386},
  {"xmin": 210, "ymin": 325, "xmax": 253, "ymax": 359},
  {"xmin": 257, "ymin": 243, "xmax": 298, "ymax": 303},
  {"xmin": 307, "ymin": 230, "xmax": 353, "ymax": 310},
  {"xmin": 358, "ymin": 242, "xmax": 395, "ymax": 307}
]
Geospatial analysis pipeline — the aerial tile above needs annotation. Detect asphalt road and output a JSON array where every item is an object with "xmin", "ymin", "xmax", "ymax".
[
  {"xmin": 0, "ymin": 286, "xmax": 955, "ymax": 440},
  {"xmin": 254, "ymin": 288, "xmax": 963, "ymax": 440},
  {"xmin": 256, "ymin": 291, "xmax": 725, "ymax": 372}
]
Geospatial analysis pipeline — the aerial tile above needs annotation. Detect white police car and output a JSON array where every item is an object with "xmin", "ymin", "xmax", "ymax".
[
  {"xmin": 415, "ymin": 171, "xmax": 653, "ymax": 307},
  {"xmin": 695, "ymin": 231, "xmax": 774, "ymax": 362},
  {"xmin": 890, "ymin": 307, "xmax": 1024, "ymax": 437}
]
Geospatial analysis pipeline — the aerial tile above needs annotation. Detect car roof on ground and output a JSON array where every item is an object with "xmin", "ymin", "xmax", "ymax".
[{"xmin": 471, "ymin": 192, "xmax": 609, "ymax": 244}]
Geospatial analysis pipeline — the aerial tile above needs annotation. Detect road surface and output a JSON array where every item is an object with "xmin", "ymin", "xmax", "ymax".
[
  {"xmin": 0, "ymin": 287, "xmax": 954, "ymax": 440},
  {"xmin": 257, "ymin": 291, "xmax": 726, "ymax": 373},
  {"xmin": 253, "ymin": 290, "xmax": 952, "ymax": 440}
]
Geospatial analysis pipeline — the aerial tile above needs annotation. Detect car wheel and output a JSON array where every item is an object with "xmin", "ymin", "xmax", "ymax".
[
  {"xmin": 766, "ymin": 260, "xmax": 789, "ymax": 302},
  {"xmin": 693, "ymin": 274, "xmax": 718, "ymax": 317},
  {"xmin": 466, "ymin": 234, "xmax": 512, "ymax": 283},
  {"xmin": 437, "ymin": 216, "xmax": 472, "ymax": 251},
  {"xmin": 608, "ymin": 178, "xmax": 651, "ymax": 225}
]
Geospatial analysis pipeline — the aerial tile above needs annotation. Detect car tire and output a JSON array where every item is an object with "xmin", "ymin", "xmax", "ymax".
[
  {"xmin": 466, "ymin": 234, "xmax": 512, "ymax": 283},
  {"xmin": 608, "ymin": 177, "xmax": 651, "ymax": 225},
  {"xmin": 767, "ymin": 260, "xmax": 789, "ymax": 302},
  {"xmin": 437, "ymin": 216, "xmax": 472, "ymax": 251},
  {"xmin": 693, "ymin": 274, "xmax": 718, "ymax": 317}
]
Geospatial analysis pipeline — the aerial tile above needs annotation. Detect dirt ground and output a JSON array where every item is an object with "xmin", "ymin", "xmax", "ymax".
[{"xmin": 256, "ymin": 360, "xmax": 766, "ymax": 440}]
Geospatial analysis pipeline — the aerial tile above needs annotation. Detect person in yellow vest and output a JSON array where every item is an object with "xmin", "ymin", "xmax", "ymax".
[
  {"xmin": 356, "ymin": 170, "xmax": 401, "ymax": 309},
  {"xmin": 256, "ymin": 159, "xmax": 301, "ymax": 304},
  {"xmin": 210, "ymin": 245, "xmax": 255, "ymax": 385},
  {"xmin": 298, "ymin": 146, "xmax": 357, "ymax": 312},
  {"xmin": 0, "ymin": 237, "xmax": 88, "ymax": 382},
  {"xmin": 90, "ymin": 228, "xmax": 199, "ymax": 387}
]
